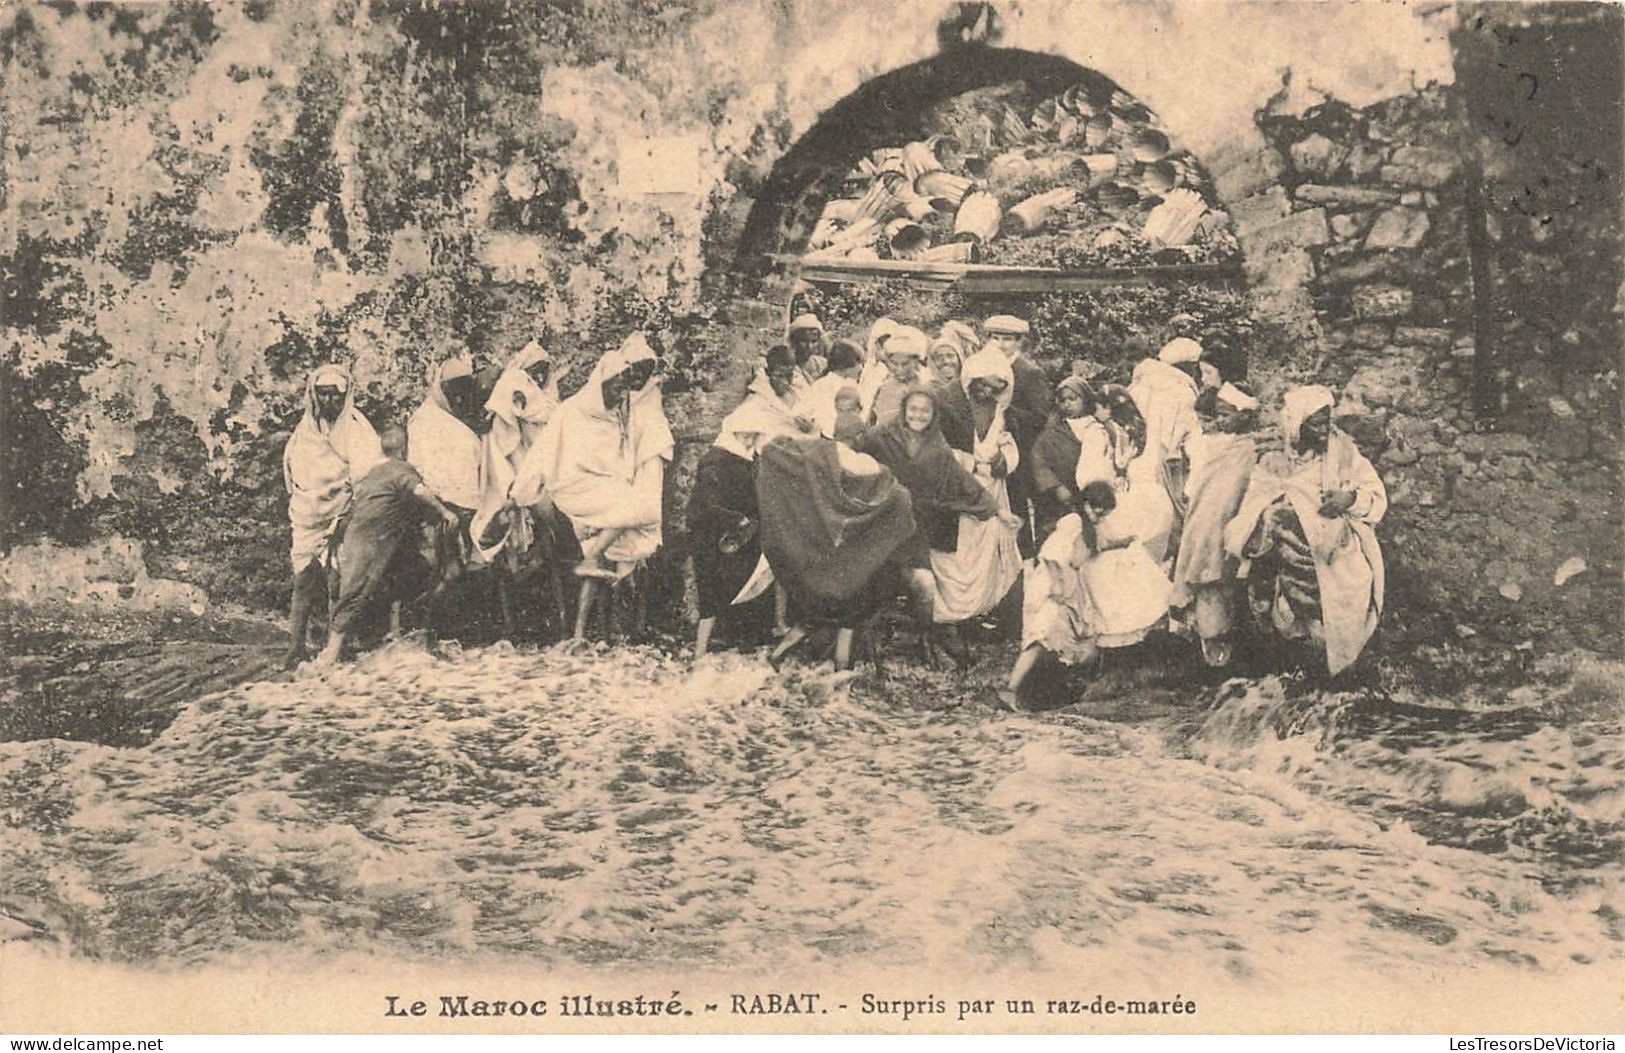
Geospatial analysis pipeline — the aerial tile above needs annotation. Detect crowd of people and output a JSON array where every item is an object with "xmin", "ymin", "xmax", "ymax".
[{"xmin": 282, "ymin": 306, "xmax": 1388, "ymax": 705}]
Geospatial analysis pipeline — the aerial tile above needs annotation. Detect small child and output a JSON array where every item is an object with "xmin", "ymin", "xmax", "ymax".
[
  {"xmin": 832, "ymin": 383, "xmax": 866, "ymax": 446},
  {"xmin": 313, "ymin": 425, "xmax": 463, "ymax": 665}
]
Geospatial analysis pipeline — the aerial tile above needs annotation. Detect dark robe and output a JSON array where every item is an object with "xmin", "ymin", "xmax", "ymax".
[
  {"xmin": 756, "ymin": 436, "xmax": 918, "ymax": 626},
  {"xmin": 1004, "ymin": 354, "xmax": 1053, "ymax": 556},
  {"xmin": 686, "ymin": 445, "xmax": 761, "ymax": 619},
  {"xmin": 1029, "ymin": 414, "xmax": 1083, "ymax": 541},
  {"xmin": 1007, "ymin": 354, "xmax": 1054, "ymax": 457},
  {"xmin": 856, "ymin": 412, "xmax": 998, "ymax": 562},
  {"xmin": 330, "ymin": 458, "xmax": 435, "ymax": 634},
  {"xmin": 933, "ymin": 380, "xmax": 975, "ymax": 454}
]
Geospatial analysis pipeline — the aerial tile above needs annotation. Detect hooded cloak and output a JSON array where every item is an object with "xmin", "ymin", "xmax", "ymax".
[
  {"xmin": 408, "ymin": 358, "xmax": 485, "ymax": 512},
  {"xmin": 527, "ymin": 334, "xmax": 674, "ymax": 564},
  {"xmin": 283, "ymin": 364, "xmax": 383, "ymax": 570},
  {"xmin": 1223, "ymin": 385, "xmax": 1387, "ymax": 674}
]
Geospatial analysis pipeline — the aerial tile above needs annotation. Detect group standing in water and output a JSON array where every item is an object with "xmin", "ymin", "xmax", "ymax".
[{"xmin": 282, "ymin": 308, "xmax": 1387, "ymax": 704}]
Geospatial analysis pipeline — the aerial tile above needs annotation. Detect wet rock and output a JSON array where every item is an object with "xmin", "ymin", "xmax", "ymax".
[
  {"xmin": 1290, "ymin": 134, "xmax": 1349, "ymax": 180},
  {"xmin": 1294, "ymin": 184, "xmax": 1401, "ymax": 208},
  {"xmin": 1381, "ymin": 145, "xmax": 1458, "ymax": 188},
  {"xmin": 1335, "ymin": 403, "xmax": 1388, "ymax": 452},
  {"xmin": 1365, "ymin": 207, "xmax": 1430, "ymax": 249},
  {"xmin": 1319, "ymin": 254, "xmax": 1388, "ymax": 285},
  {"xmin": 1347, "ymin": 143, "xmax": 1385, "ymax": 181},
  {"xmin": 1351, "ymin": 322, "xmax": 1391, "ymax": 349},
  {"xmin": 1344, "ymin": 366, "xmax": 1409, "ymax": 409},
  {"xmin": 1352, "ymin": 284, "xmax": 1413, "ymax": 320},
  {"xmin": 1247, "ymin": 247, "xmax": 1315, "ymax": 290},
  {"xmin": 1554, "ymin": 557, "xmax": 1587, "ymax": 586},
  {"xmin": 1380, "ymin": 444, "xmax": 1420, "ymax": 468}
]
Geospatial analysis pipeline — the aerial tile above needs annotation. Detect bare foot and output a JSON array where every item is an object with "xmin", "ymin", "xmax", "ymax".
[{"xmin": 996, "ymin": 688, "xmax": 1026, "ymax": 713}]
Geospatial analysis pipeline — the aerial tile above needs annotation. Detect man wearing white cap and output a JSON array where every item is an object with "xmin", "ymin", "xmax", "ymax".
[
  {"xmin": 1128, "ymin": 336, "xmax": 1206, "ymax": 562},
  {"xmin": 984, "ymin": 313, "xmax": 1052, "ymax": 557}
]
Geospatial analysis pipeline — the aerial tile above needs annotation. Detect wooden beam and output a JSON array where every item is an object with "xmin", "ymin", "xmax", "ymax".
[{"xmin": 782, "ymin": 254, "xmax": 1245, "ymax": 292}]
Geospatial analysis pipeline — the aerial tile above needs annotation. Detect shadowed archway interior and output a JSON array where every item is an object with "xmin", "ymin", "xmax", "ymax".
[{"xmin": 734, "ymin": 47, "xmax": 1124, "ymax": 277}]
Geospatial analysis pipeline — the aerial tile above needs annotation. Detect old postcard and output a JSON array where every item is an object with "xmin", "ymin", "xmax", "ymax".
[{"xmin": 1, "ymin": 0, "xmax": 1620, "ymax": 1037}]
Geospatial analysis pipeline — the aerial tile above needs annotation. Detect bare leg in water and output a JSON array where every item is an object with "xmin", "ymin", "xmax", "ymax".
[
  {"xmin": 313, "ymin": 628, "xmax": 346, "ymax": 666},
  {"xmin": 772, "ymin": 584, "xmax": 790, "ymax": 638},
  {"xmin": 833, "ymin": 626, "xmax": 855, "ymax": 671},
  {"xmin": 283, "ymin": 560, "xmax": 324, "ymax": 668},
  {"xmin": 694, "ymin": 615, "xmax": 716, "ymax": 657},
  {"xmin": 768, "ymin": 623, "xmax": 808, "ymax": 667},
  {"xmin": 1001, "ymin": 639, "xmax": 1096, "ymax": 711},
  {"xmin": 573, "ymin": 579, "xmax": 599, "ymax": 640}
]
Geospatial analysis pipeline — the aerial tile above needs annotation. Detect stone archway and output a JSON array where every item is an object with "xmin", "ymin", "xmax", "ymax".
[
  {"xmin": 713, "ymin": 43, "xmax": 1253, "ymax": 390},
  {"xmin": 734, "ymin": 47, "xmax": 1124, "ymax": 276}
]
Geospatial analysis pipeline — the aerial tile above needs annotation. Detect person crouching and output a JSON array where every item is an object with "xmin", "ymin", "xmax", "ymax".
[
  {"xmin": 1003, "ymin": 480, "xmax": 1173, "ymax": 710},
  {"xmin": 313, "ymin": 425, "xmax": 464, "ymax": 665}
]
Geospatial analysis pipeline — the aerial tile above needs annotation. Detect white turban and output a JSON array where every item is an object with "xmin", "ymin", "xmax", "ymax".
[
  {"xmin": 1158, "ymin": 337, "xmax": 1203, "ymax": 365},
  {"xmin": 883, "ymin": 325, "xmax": 929, "ymax": 360},
  {"xmin": 1281, "ymin": 384, "xmax": 1336, "ymax": 446}
]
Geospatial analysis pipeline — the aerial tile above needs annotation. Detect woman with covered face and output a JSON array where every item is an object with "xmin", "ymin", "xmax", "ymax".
[
  {"xmin": 1169, "ymin": 382, "xmax": 1261, "ymax": 668},
  {"xmin": 529, "ymin": 333, "xmax": 674, "ymax": 638},
  {"xmin": 686, "ymin": 397, "xmax": 790, "ymax": 657},
  {"xmin": 687, "ymin": 348, "xmax": 806, "ymax": 654},
  {"xmin": 856, "ymin": 387, "xmax": 1020, "ymax": 648},
  {"xmin": 1223, "ymin": 385, "xmax": 1386, "ymax": 677},
  {"xmin": 408, "ymin": 356, "xmax": 486, "ymax": 517},
  {"xmin": 473, "ymin": 342, "xmax": 560, "ymax": 551},
  {"xmin": 281, "ymin": 363, "xmax": 384, "ymax": 667},
  {"xmin": 925, "ymin": 346, "xmax": 1024, "ymax": 629}
]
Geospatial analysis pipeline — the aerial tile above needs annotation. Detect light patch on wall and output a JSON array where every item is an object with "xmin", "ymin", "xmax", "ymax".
[{"xmin": 617, "ymin": 135, "xmax": 703, "ymax": 196}]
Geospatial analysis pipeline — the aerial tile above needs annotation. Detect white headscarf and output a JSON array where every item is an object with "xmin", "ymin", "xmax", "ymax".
[
  {"xmin": 485, "ymin": 341, "xmax": 560, "ymax": 461},
  {"xmin": 1282, "ymin": 384, "xmax": 1336, "ymax": 448},
  {"xmin": 408, "ymin": 357, "xmax": 484, "ymax": 510},
  {"xmin": 1158, "ymin": 337, "xmax": 1203, "ymax": 365},
  {"xmin": 960, "ymin": 345, "xmax": 1014, "ymax": 410},
  {"xmin": 283, "ymin": 363, "xmax": 383, "ymax": 569}
]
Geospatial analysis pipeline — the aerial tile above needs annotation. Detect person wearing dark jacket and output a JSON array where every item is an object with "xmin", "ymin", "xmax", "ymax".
[
  {"xmin": 1028, "ymin": 375, "xmax": 1099, "ymax": 545},
  {"xmin": 983, "ymin": 314, "xmax": 1053, "ymax": 556}
]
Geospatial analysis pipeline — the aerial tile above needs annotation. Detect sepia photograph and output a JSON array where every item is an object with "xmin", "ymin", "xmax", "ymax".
[{"xmin": 0, "ymin": 0, "xmax": 1620, "ymax": 1037}]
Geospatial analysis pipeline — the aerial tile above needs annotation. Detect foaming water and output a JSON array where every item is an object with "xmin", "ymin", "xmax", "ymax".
[{"xmin": 0, "ymin": 639, "xmax": 1617, "ymax": 978}]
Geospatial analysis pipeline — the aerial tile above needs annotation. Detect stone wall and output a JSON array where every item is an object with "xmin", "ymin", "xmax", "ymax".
[{"xmin": 1205, "ymin": 71, "xmax": 1621, "ymax": 669}]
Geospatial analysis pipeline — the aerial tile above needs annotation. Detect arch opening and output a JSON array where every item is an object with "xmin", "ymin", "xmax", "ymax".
[
  {"xmin": 729, "ymin": 46, "xmax": 1258, "ymax": 386},
  {"xmin": 735, "ymin": 47, "xmax": 1245, "ymax": 289}
]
